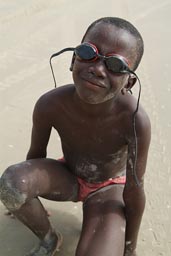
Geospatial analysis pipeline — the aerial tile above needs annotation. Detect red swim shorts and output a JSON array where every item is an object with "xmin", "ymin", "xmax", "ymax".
[
  {"xmin": 77, "ymin": 176, "xmax": 126, "ymax": 202},
  {"xmin": 58, "ymin": 157, "xmax": 126, "ymax": 202}
]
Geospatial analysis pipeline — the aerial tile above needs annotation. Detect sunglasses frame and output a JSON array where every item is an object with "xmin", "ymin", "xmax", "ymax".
[{"xmin": 74, "ymin": 42, "xmax": 130, "ymax": 73}]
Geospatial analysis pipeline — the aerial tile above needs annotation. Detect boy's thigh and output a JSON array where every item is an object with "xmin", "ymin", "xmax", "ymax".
[
  {"xmin": 1, "ymin": 158, "xmax": 79, "ymax": 202},
  {"xmin": 83, "ymin": 183, "xmax": 125, "ymax": 218},
  {"xmin": 39, "ymin": 158, "xmax": 79, "ymax": 201},
  {"xmin": 77, "ymin": 185, "xmax": 125, "ymax": 256}
]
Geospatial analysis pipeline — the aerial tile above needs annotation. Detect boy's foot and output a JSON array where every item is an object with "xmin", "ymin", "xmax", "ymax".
[{"xmin": 25, "ymin": 231, "xmax": 63, "ymax": 256}]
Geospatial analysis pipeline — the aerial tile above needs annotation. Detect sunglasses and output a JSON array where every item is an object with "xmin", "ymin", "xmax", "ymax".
[
  {"xmin": 74, "ymin": 42, "xmax": 131, "ymax": 74},
  {"xmin": 50, "ymin": 42, "xmax": 136, "ymax": 89}
]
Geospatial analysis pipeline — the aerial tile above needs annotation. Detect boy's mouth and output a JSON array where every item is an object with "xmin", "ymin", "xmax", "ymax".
[{"xmin": 82, "ymin": 78, "xmax": 107, "ymax": 89}]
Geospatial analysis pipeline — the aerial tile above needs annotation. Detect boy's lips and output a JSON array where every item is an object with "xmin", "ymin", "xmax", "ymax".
[{"xmin": 82, "ymin": 78, "xmax": 107, "ymax": 89}]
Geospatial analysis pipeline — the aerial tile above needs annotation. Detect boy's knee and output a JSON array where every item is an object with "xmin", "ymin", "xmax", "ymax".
[{"xmin": 0, "ymin": 164, "xmax": 28, "ymax": 211}]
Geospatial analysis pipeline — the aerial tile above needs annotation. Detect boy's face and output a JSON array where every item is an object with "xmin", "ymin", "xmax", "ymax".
[{"xmin": 72, "ymin": 22, "xmax": 138, "ymax": 104}]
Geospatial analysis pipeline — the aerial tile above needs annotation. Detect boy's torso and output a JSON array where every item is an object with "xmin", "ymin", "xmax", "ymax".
[{"xmin": 42, "ymin": 84, "xmax": 137, "ymax": 183}]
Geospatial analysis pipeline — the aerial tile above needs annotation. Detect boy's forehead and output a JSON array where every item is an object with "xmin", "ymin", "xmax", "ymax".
[{"xmin": 83, "ymin": 22, "xmax": 137, "ymax": 56}]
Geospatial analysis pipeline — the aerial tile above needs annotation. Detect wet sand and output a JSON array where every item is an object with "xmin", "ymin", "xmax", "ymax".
[{"xmin": 0, "ymin": 0, "xmax": 171, "ymax": 255}]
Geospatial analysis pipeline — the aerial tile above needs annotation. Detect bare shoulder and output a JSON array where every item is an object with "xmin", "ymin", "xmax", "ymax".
[
  {"xmin": 118, "ymin": 93, "xmax": 151, "ymax": 141},
  {"xmin": 32, "ymin": 84, "xmax": 75, "ymax": 124},
  {"xmin": 130, "ymin": 96, "xmax": 151, "ymax": 138},
  {"xmin": 35, "ymin": 84, "xmax": 75, "ymax": 110}
]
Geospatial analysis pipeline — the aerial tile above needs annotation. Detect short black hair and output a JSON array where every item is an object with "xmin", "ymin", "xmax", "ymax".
[{"xmin": 82, "ymin": 17, "xmax": 144, "ymax": 71}]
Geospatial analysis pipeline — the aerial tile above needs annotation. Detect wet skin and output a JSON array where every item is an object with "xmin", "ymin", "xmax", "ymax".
[{"xmin": 0, "ymin": 23, "xmax": 151, "ymax": 256}]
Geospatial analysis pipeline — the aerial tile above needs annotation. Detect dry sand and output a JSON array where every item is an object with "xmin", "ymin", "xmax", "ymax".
[{"xmin": 0, "ymin": 0, "xmax": 171, "ymax": 255}]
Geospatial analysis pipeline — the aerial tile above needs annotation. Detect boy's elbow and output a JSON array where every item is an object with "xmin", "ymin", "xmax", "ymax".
[{"xmin": 123, "ymin": 185, "xmax": 146, "ymax": 214}]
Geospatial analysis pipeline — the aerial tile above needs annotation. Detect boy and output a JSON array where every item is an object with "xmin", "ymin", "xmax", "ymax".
[{"xmin": 0, "ymin": 17, "xmax": 151, "ymax": 256}]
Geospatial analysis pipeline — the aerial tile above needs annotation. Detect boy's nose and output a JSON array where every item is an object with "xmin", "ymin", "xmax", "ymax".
[{"xmin": 88, "ymin": 60, "xmax": 107, "ymax": 78}]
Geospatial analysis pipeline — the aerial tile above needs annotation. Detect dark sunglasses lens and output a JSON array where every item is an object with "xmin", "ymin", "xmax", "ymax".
[
  {"xmin": 106, "ymin": 57, "xmax": 125, "ymax": 73},
  {"xmin": 75, "ymin": 44, "xmax": 97, "ymax": 60}
]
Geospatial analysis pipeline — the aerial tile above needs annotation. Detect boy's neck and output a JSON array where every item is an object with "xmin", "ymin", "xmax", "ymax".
[{"xmin": 73, "ymin": 91, "xmax": 119, "ymax": 116}]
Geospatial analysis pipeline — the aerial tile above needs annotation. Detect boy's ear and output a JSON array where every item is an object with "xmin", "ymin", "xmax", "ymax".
[
  {"xmin": 121, "ymin": 74, "xmax": 137, "ymax": 95},
  {"xmin": 126, "ymin": 73, "xmax": 137, "ymax": 89},
  {"xmin": 70, "ymin": 53, "xmax": 76, "ymax": 71}
]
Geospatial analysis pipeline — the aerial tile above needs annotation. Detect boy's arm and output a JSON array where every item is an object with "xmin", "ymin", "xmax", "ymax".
[
  {"xmin": 123, "ymin": 110, "xmax": 151, "ymax": 256},
  {"xmin": 26, "ymin": 95, "xmax": 52, "ymax": 160}
]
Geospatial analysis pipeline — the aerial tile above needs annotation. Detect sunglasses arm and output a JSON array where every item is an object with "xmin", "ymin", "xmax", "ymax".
[
  {"xmin": 50, "ymin": 47, "xmax": 75, "ymax": 88},
  {"xmin": 126, "ymin": 69, "xmax": 142, "ymax": 187}
]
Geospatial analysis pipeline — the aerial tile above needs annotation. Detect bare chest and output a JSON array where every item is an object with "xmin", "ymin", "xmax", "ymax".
[
  {"xmin": 55, "ymin": 113, "xmax": 127, "ymax": 154},
  {"xmin": 54, "ymin": 111, "xmax": 127, "ymax": 179}
]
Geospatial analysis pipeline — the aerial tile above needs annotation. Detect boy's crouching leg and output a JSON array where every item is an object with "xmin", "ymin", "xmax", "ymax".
[
  {"xmin": 0, "ymin": 163, "xmax": 29, "ymax": 212},
  {"xmin": 0, "ymin": 161, "xmax": 62, "ymax": 255}
]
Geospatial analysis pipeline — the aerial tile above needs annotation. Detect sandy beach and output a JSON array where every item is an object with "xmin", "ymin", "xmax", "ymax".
[{"xmin": 0, "ymin": 0, "xmax": 171, "ymax": 255}]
